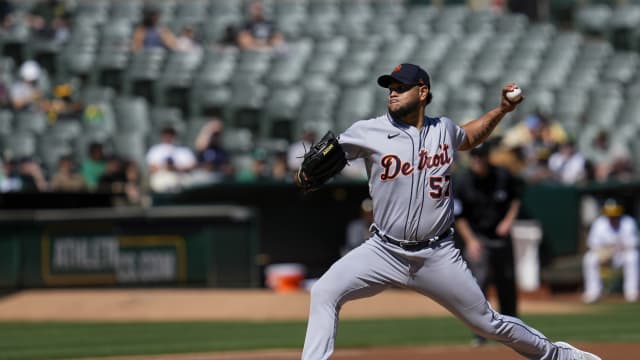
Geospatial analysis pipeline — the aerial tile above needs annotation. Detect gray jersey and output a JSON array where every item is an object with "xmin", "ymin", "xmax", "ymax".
[{"xmin": 339, "ymin": 113, "xmax": 466, "ymax": 241}]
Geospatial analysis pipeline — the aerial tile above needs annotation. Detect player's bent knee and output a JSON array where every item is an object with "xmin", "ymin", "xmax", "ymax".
[
  {"xmin": 309, "ymin": 278, "xmax": 340, "ymax": 305},
  {"xmin": 463, "ymin": 302, "xmax": 509, "ymax": 339}
]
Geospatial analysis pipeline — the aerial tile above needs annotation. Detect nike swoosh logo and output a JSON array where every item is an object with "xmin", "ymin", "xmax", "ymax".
[{"xmin": 387, "ymin": 133, "xmax": 400, "ymax": 139}]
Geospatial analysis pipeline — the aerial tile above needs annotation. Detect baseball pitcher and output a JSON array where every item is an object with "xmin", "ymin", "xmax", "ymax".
[{"xmin": 295, "ymin": 63, "xmax": 601, "ymax": 360}]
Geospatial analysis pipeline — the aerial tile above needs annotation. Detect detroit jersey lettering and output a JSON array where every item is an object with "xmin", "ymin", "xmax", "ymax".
[{"xmin": 339, "ymin": 113, "xmax": 465, "ymax": 242}]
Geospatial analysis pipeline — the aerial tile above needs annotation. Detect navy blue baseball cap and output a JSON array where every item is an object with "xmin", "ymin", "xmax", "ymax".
[{"xmin": 377, "ymin": 63, "xmax": 431, "ymax": 88}]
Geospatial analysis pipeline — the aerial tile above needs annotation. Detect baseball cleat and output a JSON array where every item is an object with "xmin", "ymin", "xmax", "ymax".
[
  {"xmin": 581, "ymin": 292, "xmax": 600, "ymax": 304},
  {"xmin": 555, "ymin": 341, "xmax": 602, "ymax": 360}
]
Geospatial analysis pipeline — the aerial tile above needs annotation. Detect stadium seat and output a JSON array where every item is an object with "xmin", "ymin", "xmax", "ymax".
[
  {"xmin": 263, "ymin": 39, "xmax": 313, "ymax": 86},
  {"xmin": 601, "ymin": 51, "xmax": 638, "ymax": 84},
  {"xmin": 124, "ymin": 47, "xmax": 168, "ymax": 101},
  {"xmin": 15, "ymin": 111, "xmax": 47, "ymax": 135},
  {"xmin": 575, "ymin": 4, "xmax": 611, "ymax": 37},
  {"xmin": 80, "ymin": 85, "xmax": 116, "ymax": 105},
  {"xmin": 149, "ymin": 106, "xmax": 185, "ymax": 136},
  {"xmin": 227, "ymin": 82, "xmax": 268, "ymax": 134},
  {"xmin": 401, "ymin": 5, "xmax": 437, "ymax": 37},
  {"xmin": 112, "ymin": 132, "xmax": 147, "ymax": 165},
  {"xmin": 222, "ymin": 127, "xmax": 254, "ymax": 154},
  {"xmin": 433, "ymin": 5, "xmax": 467, "ymax": 36},
  {"xmin": 608, "ymin": 4, "xmax": 640, "ymax": 50},
  {"xmin": 155, "ymin": 50, "xmax": 203, "ymax": 110},
  {"xmin": 408, "ymin": 33, "xmax": 453, "ymax": 70},
  {"xmin": 113, "ymin": 96, "xmax": 150, "ymax": 134},
  {"xmin": 304, "ymin": 1, "xmax": 339, "ymax": 39},
  {"xmin": 335, "ymin": 86, "xmax": 375, "ymax": 132},
  {"xmin": 74, "ymin": 0, "xmax": 111, "ymax": 27},
  {"xmin": 0, "ymin": 13, "xmax": 31, "ymax": 65},
  {"xmin": 3, "ymin": 132, "xmax": 37, "ymax": 160},
  {"xmin": 174, "ymin": 0, "xmax": 208, "ymax": 24},
  {"xmin": 261, "ymin": 86, "xmax": 304, "ymax": 140},
  {"xmin": 109, "ymin": 0, "xmax": 143, "ymax": 25},
  {"xmin": 0, "ymin": 110, "xmax": 13, "ymax": 137},
  {"xmin": 37, "ymin": 135, "xmax": 73, "ymax": 174},
  {"xmin": 464, "ymin": 9, "xmax": 495, "ymax": 34}
]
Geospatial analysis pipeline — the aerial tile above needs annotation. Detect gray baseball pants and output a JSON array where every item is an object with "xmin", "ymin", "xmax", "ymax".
[{"xmin": 301, "ymin": 235, "xmax": 577, "ymax": 360}]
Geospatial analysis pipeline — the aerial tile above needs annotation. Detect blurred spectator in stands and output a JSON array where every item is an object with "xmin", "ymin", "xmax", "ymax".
[
  {"xmin": 287, "ymin": 123, "xmax": 316, "ymax": 174},
  {"xmin": 501, "ymin": 112, "xmax": 567, "ymax": 181},
  {"xmin": 271, "ymin": 150, "xmax": 289, "ymax": 181},
  {"xmin": 50, "ymin": 155, "xmax": 86, "ymax": 192},
  {"xmin": 217, "ymin": 24, "xmax": 239, "ymax": 50},
  {"xmin": 123, "ymin": 160, "xmax": 143, "ymax": 204},
  {"xmin": 588, "ymin": 130, "xmax": 633, "ymax": 182},
  {"xmin": 27, "ymin": 0, "xmax": 72, "ymax": 43},
  {"xmin": 339, "ymin": 158, "xmax": 368, "ymax": 181},
  {"xmin": 341, "ymin": 197, "xmax": 374, "ymax": 256},
  {"xmin": 131, "ymin": 7, "xmax": 177, "ymax": 52},
  {"xmin": 608, "ymin": 156, "xmax": 634, "ymax": 183},
  {"xmin": 44, "ymin": 81, "xmax": 84, "ymax": 123},
  {"xmin": 10, "ymin": 60, "xmax": 45, "ymax": 112},
  {"xmin": 520, "ymin": 147, "xmax": 555, "ymax": 184},
  {"xmin": 0, "ymin": 78, "xmax": 9, "ymax": 109},
  {"xmin": 582, "ymin": 198, "xmax": 638, "ymax": 304},
  {"xmin": 81, "ymin": 142, "xmax": 107, "ymax": 191},
  {"xmin": 236, "ymin": 1, "xmax": 286, "ymax": 52},
  {"xmin": 18, "ymin": 157, "xmax": 48, "ymax": 192},
  {"xmin": 175, "ymin": 24, "xmax": 202, "ymax": 55},
  {"xmin": 236, "ymin": 148, "xmax": 269, "ymax": 182},
  {"xmin": 0, "ymin": 0, "xmax": 14, "ymax": 32},
  {"xmin": 97, "ymin": 155, "xmax": 126, "ymax": 193},
  {"xmin": 1, "ymin": 158, "xmax": 30, "ymax": 192},
  {"xmin": 147, "ymin": 126, "xmax": 197, "ymax": 192},
  {"xmin": 547, "ymin": 138, "xmax": 587, "ymax": 185},
  {"xmin": 194, "ymin": 118, "xmax": 233, "ymax": 180},
  {"xmin": 503, "ymin": 113, "xmax": 565, "ymax": 160}
]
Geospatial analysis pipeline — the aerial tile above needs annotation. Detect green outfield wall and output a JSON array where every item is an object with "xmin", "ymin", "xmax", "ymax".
[{"xmin": 0, "ymin": 206, "xmax": 259, "ymax": 288}]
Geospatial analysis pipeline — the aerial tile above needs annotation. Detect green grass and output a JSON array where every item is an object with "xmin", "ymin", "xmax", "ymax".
[{"xmin": 0, "ymin": 302, "xmax": 638, "ymax": 360}]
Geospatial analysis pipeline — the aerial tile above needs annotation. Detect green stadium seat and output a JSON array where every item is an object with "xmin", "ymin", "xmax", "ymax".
[
  {"xmin": 15, "ymin": 111, "xmax": 47, "ymax": 135},
  {"xmin": 37, "ymin": 136, "xmax": 73, "ymax": 174},
  {"xmin": 149, "ymin": 106, "xmax": 185, "ymax": 135},
  {"xmin": 261, "ymin": 86, "xmax": 304, "ymax": 140},
  {"xmin": 114, "ymin": 96, "xmax": 150, "ymax": 134},
  {"xmin": 575, "ymin": 4, "xmax": 611, "ymax": 37},
  {"xmin": 109, "ymin": 0, "xmax": 143, "ymax": 25},
  {"xmin": 124, "ymin": 47, "xmax": 168, "ymax": 101},
  {"xmin": 0, "ymin": 110, "xmax": 14, "ymax": 137},
  {"xmin": 112, "ymin": 132, "xmax": 147, "ymax": 165},
  {"xmin": 3, "ymin": 132, "xmax": 37, "ymax": 160}
]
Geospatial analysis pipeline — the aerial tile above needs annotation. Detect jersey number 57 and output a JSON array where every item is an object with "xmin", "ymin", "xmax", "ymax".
[{"xmin": 428, "ymin": 175, "xmax": 451, "ymax": 199}]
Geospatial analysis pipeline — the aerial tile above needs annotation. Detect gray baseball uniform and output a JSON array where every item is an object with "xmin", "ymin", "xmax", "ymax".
[{"xmin": 301, "ymin": 113, "xmax": 581, "ymax": 360}]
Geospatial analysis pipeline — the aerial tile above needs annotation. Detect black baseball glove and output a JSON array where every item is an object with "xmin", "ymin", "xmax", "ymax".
[{"xmin": 295, "ymin": 131, "xmax": 347, "ymax": 192}]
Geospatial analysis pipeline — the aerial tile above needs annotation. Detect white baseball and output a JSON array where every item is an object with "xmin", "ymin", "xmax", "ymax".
[{"xmin": 506, "ymin": 87, "xmax": 522, "ymax": 102}]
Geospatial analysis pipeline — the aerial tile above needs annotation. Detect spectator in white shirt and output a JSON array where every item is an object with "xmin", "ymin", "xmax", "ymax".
[
  {"xmin": 146, "ymin": 126, "xmax": 196, "ymax": 192},
  {"xmin": 548, "ymin": 139, "xmax": 587, "ymax": 185}
]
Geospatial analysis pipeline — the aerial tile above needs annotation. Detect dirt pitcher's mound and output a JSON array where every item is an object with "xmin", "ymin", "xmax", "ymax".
[
  {"xmin": 0, "ymin": 288, "xmax": 590, "ymax": 322},
  {"xmin": 77, "ymin": 343, "xmax": 637, "ymax": 360}
]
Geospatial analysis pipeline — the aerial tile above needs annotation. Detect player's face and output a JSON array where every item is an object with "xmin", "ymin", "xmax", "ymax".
[
  {"xmin": 387, "ymin": 81, "xmax": 421, "ymax": 118},
  {"xmin": 387, "ymin": 80, "xmax": 427, "ymax": 119}
]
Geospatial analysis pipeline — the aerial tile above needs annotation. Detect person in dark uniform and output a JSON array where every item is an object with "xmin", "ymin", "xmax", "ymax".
[{"xmin": 454, "ymin": 142, "xmax": 523, "ymax": 346}]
